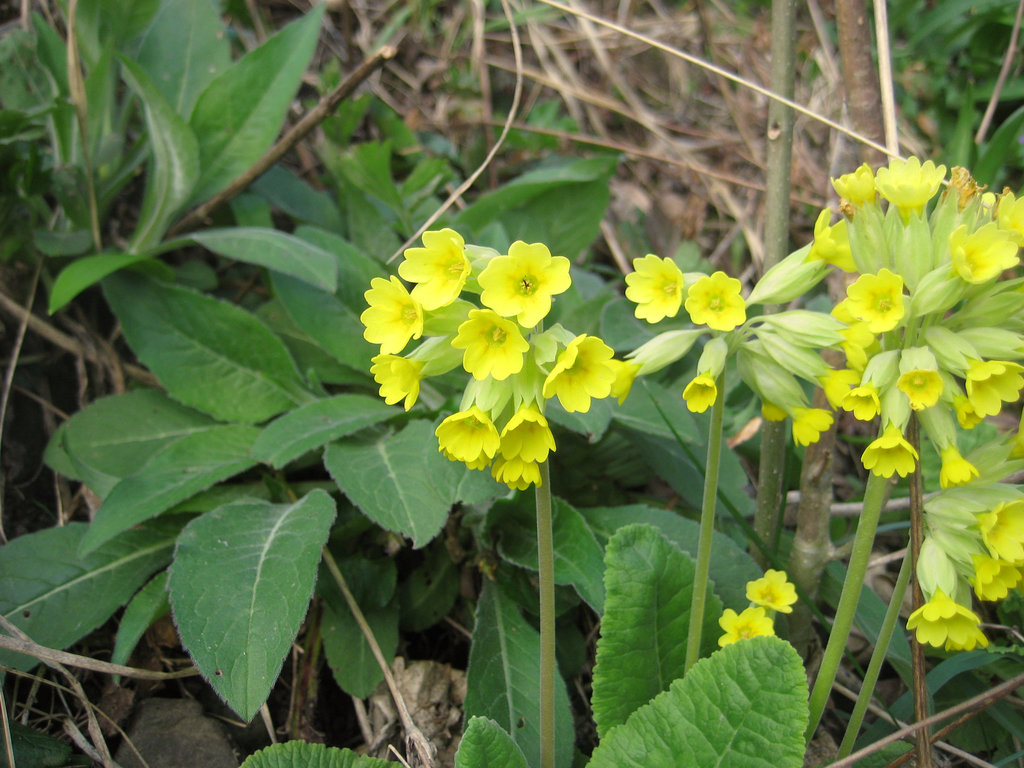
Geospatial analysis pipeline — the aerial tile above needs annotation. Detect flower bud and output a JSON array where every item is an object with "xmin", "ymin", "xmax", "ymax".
[
  {"xmin": 759, "ymin": 310, "xmax": 846, "ymax": 348},
  {"xmin": 626, "ymin": 329, "xmax": 705, "ymax": 376},
  {"xmin": 746, "ymin": 244, "xmax": 829, "ymax": 305}
]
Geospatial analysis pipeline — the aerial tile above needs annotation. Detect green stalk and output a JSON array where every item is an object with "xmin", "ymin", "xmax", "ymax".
[
  {"xmin": 685, "ymin": 370, "xmax": 726, "ymax": 672},
  {"xmin": 536, "ymin": 460, "xmax": 555, "ymax": 768},
  {"xmin": 805, "ymin": 469, "xmax": 888, "ymax": 741},
  {"xmin": 837, "ymin": 552, "xmax": 911, "ymax": 757}
]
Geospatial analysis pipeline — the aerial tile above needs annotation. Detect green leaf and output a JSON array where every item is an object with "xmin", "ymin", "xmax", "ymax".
[
  {"xmin": 321, "ymin": 597, "xmax": 398, "ymax": 699},
  {"xmin": 588, "ymin": 637, "xmax": 808, "ymax": 768},
  {"xmin": 104, "ymin": 272, "xmax": 312, "ymax": 422},
  {"xmin": 79, "ymin": 424, "xmax": 260, "ymax": 555},
  {"xmin": 169, "ymin": 491, "xmax": 336, "ymax": 721},
  {"xmin": 239, "ymin": 741, "xmax": 390, "ymax": 768},
  {"xmin": 48, "ymin": 252, "xmax": 173, "ymax": 313},
  {"xmin": 490, "ymin": 496, "xmax": 606, "ymax": 613},
  {"xmin": 464, "ymin": 581, "xmax": 575, "ymax": 768},
  {"xmin": 0, "ymin": 521, "xmax": 176, "ymax": 670},
  {"xmin": 251, "ymin": 394, "xmax": 397, "ymax": 468},
  {"xmin": 612, "ymin": 378, "xmax": 699, "ymax": 443},
  {"xmin": 455, "ymin": 717, "xmax": 529, "ymax": 768},
  {"xmin": 252, "ymin": 166, "xmax": 346, "ymax": 233},
  {"xmin": 398, "ymin": 544, "xmax": 459, "ymax": 632},
  {"xmin": 188, "ymin": 7, "xmax": 324, "ymax": 203},
  {"xmin": 590, "ymin": 524, "xmax": 723, "ymax": 737},
  {"xmin": 111, "ymin": 571, "xmax": 169, "ymax": 668},
  {"xmin": 120, "ymin": 57, "xmax": 200, "ymax": 252},
  {"xmin": 188, "ymin": 228, "xmax": 338, "ymax": 293},
  {"xmin": 325, "ymin": 420, "xmax": 499, "ymax": 548},
  {"xmin": 7, "ymin": 720, "xmax": 73, "ymax": 768}
]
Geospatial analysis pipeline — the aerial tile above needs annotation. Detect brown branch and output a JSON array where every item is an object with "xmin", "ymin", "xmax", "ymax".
[{"xmin": 835, "ymin": 0, "xmax": 886, "ymax": 166}]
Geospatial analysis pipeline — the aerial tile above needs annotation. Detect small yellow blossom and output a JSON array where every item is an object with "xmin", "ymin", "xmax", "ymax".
[
  {"xmin": 821, "ymin": 368, "xmax": 860, "ymax": 409},
  {"xmin": 808, "ymin": 210, "xmax": 856, "ymax": 271},
  {"xmin": 682, "ymin": 373, "xmax": 717, "ymax": 413},
  {"xmin": 542, "ymin": 335, "xmax": 616, "ymax": 413},
  {"xmin": 478, "ymin": 241, "xmax": 572, "ymax": 328},
  {"xmin": 792, "ymin": 407, "xmax": 833, "ymax": 447},
  {"xmin": 997, "ymin": 190, "xmax": 1024, "ymax": 245},
  {"xmin": 451, "ymin": 309, "xmax": 531, "ymax": 381},
  {"xmin": 939, "ymin": 444, "xmax": 979, "ymax": 488},
  {"xmin": 761, "ymin": 401, "xmax": 788, "ymax": 421},
  {"xmin": 906, "ymin": 589, "xmax": 988, "ymax": 651},
  {"xmin": 717, "ymin": 607, "xmax": 776, "ymax": 647},
  {"xmin": 435, "ymin": 407, "xmax": 500, "ymax": 468},
  {"xmin": 369, "ymin": 354, "xmax": 424, "ymax": 411},
  {"xmin": 841, "ymin": 385, "xmax": 881, "ymax": 422},
  {"xmin": 831, "ymin": 163, "xmax": 876, "ymax": 205},
  {"xmin": 971, "ymin": 554, "xmax": 1022, "ymax": 601},
  {"xmin": 954, "ymin": 393, "xmax": 983, "ymax": 429},
  {"xmin": 360, "ymin": 276, "xmax": 424, "ymax": 354},
  {"xmin": 897, "ymin": 369, "xmax": 943, "ymax": 411},
  {"xmin": 844, "ymin": 269, "xmax": 905, "ymax": 333},
  {"xmin": 624, "ymin": 254, "xmax": 686, "ymax": 323},
  {"xmin": 746, "ymin": 569, "xmax": 798, "ymax": 613},
  {"xmin": 491, "ymin": 455, "xmax": 542, "ymax": 490},
  {"xmin": 978, "ymin": 500, "xmax": 1024, "ymax": 562},
  {"xmin": 861, "ymin": 423, "xmax": 918, "ymax": 478},
  {"xmin": 608, "ymin": 360, "xmax": 640, "ymax": 405},
  {"xmin": 949, "ymin": 222, "xmax": 1020, "ymax": 284},
  {"xmin": 684, "ymin": 271, "xmax": 747, "ymax": 332},
  {"xmin": 398, "ymin": 228, "xmax": 470, "ymax": 309},
  {"xmin": 875, "ymin": 156, "xmax": 946, "ymax": 220},
  {"xmin": 499, "ymin": 406, "xmax": 556, "ymax": 464},
  {"xmin": 965, "ymin": 359, "xmax": 1024, "ymax": 418}
]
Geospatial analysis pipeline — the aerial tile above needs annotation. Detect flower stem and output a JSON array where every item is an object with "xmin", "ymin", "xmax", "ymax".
[
  {"xmin": 805, "ymin": 469, "xmax": 888, "ymax": 741},
  {"xmin": 536, "ymin": 460, "xmax": 556, "ymax": 768},
  {"xmin": 907, "ymin": 416, "xmax": 934, "ymax": 767},
  {"xmin": 685, "ymin": 370, "xmax": 726, "ymax": 672}
]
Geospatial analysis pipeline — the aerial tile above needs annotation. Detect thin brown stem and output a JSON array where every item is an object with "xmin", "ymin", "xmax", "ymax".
[{"xmin": 835, "ymin": 0, "xmax": 886, "ymax": 165}]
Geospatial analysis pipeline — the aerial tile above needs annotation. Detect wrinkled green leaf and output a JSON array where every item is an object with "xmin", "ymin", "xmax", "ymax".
[
  {"xmin": 111, "ymin": 571, "xmax": 169, "ymax": 668},
  {"xmin": 455, "ymin": 717, "xmax": 529, "ymax": 768},
  {"xmin": 240, "ymin": 741, "xmax": 390, "ymax": 768},
  {"xmin": 170, "ymin": 491, "xmax": 336, "ymax": 720},
  {"xmin": 589, "ymin": 637, "xmax": 808, "ymax": 768},
  {"xmin": 591, "ymin": 524, "xmax": 722, "ymax": 737}
]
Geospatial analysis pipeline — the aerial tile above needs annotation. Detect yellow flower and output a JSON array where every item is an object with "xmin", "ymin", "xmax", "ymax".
[
  {"xmin": 451, "ymin": 309, "xmax": 531, "ymax": 381},
  {"xmin": 979, "ymin": 500, "xmax": 1024, "ymax": 562},
  {"xmin": 682, "ymin": 373, "xmax": 717, "ymax": 413},
  {"xmin": 808, "ymin": 210, "xmax": 856, "ymax": 271},
  {"xmin": 624, "ymin": 254, "xmax": 686, "ymax": 323},
  {"xmin": 875, "ymin": 156, "xmax": 946, "ymax": 220},
  {"xmin": 478, "ymin": 241, "xmax": 572, "ymax": 328},
  {"xmin": 831, "ymin": 163, "xmax": 876, "ymax": 205},
  {"xmin": 841, "ymin": 384, "xmax": 881, "ymax": 422},
  {"xmin": 499, "ymin": 406, "xmax": 556, "ymax": 464},
  {"xmin": 761, "ymin": 401, "xmax": 788, "ymax": 421},
  {"xmin": 608, "ymin": 360, "xmax": 640, "ymax": 404},
  {"xmin": 398, "ymin": 228, "xmax": 470, "ymax": 309},
  {"xmin": 369, "ymin": 354, "xmax": 424, "ymax": 411},
  {"xmin": 861, "ymin": 423, "xmax": 918, "ymax": 478},
  {"xmin": 684, "ymin": 271, "xmax": 747, "ymax": 332},
  {"xmin": 939, "ymin": 444, "xmax": 979, "ymax": 488},
  {"xmin": 839, "ymin": 321, "xmax": 876, "ymax": 372},
  {"xmin": 435, "ymin": 407, "xmax": 500, "ymax": 468},
  {"xmin": 965, "ymin": 359, "xmax": 1024, "ymax": 418},
  {"xmin": 821, "ymin": 368, "xmax": 860, "ymax": 409},
  {"xmin": 906, "ymin": 588, "xmax": 988, "ymax": 651},
  {"xmin": 746, "ymin": 569, "xmax": 797, "ymax": 613},
  {"xmin": 542, "ymin": 335, "xmax": 616, "ymax": 413},
  {"xmin": 954, "ymin": 393, "xmax": 983, "ymax": 429},
  {"xmin": 971, "ymin": 554, "xmax": 1022, "ymax": 601},
  {"xmin": 792, "ymin": 407, "xmax": 833, "ymax": 447},
  {"xmin": 997, "ymin": 190, "xmax": 1024, "ymax": 246},
  {"xmin": 491, "ymin": 455, "xmax": 542, "ymax": 490},
  {"xmin": 897, "ymin": 369, "xmax": 943, "ymax": 411},
  {"xmin": 717, "ymin": 607, "xmax": 775, "ymax": 647},
  {"xmin": 360, "ymin": 276, "xmax": 424, "ymax": 354},
  {"xmin": 949, "ymin": 222, "xmax": 1019, "ymax": 284},
  {"xmin": 844, "ymin": 269, "xmax": 905, "ymax": 333}
]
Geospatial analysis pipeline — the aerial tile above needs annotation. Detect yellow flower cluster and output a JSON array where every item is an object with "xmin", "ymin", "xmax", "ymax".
[
  {"xmin": 718, "ymin": 569, "xmax": 797, "ymax": 647},
  {"xmin": 361, "ymin": 229, "xmax": 624, "ymax": 490}
]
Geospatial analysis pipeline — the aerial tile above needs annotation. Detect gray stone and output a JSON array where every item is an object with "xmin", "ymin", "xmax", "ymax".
[{"xmin": 115, "ymin": 698, "xmax": 239, "ymax": 768}]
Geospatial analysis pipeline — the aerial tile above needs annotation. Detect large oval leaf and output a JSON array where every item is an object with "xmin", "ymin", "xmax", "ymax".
[
  {"xmin": 189, "ymin": 228, "xmax": 337, "ymax": 293},
  {"xmin": 240, "ymin": 741, "xmax": 389, "ymax": 768},
  {"xmin": 455, "ymin": 717, "xmax": 529, "ymax": 768}
]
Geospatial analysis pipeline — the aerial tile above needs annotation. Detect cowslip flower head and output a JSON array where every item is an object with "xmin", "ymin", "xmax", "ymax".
[
  {"xmin": 997, "ymin": 190, "xmax": 1024, "ymax": 245},
  {"xmin": 398, "ymin": 228, "xmax": 471, "ymax": 309},
  {"xmin": 499, "ymin": 406, "xmax": 556, "ymax": 463},
  {"xmin": 370, "ymin": 354, "xmax": 424, "ymax": 411},
  {"xmin": 491, "ymin": 455, "xmax": 542, "ymax": 490},
  {"xmin": 682, "ymin": 373, "xmax": 717, "ymax": 413},
  {"xmin": 844, "ymin": 268, "xmax": 905, "ymax": 333},
  {"xmin": 965, "ymin": 359, "xmax": 1024, "ymax": 418},
  {"xmin": 717, "ymin": 607, "xmax": 775, "ymax": 647},
  {"xmin": 808, "ymin": 210, "xmax": 856, "ymax": 271},
  {"xmin": 361, "ymin": 276, "xmax": 424, "ymax": 354},
  {"xmin": 542, "ymin": 335, "xmax": 616, "ymax": 413},
  {"xmin": 451, "ymin": 309, "xmax": 530, "ymax": 381},
  {"xmin": 978, "ymin": 500, "xmax": 1024, "ymax": 562},
  {"xmin": 939, "ymin": 444, "xmax": 979, "ymax": 488},
  {"xmin": 792, "ymin": 407, "xmax": 833, "ymax": 447},
  {"xmin": 608, "ymin": 360, "xmax": 640, "ymax": 405},
  {"xmin": 875, "ymin": 156, "xmax": 946, "ymax": 220},
  {"xmin": 841, "ymin": 384, "xmax": 881, "ymax": 422},
  {"xmin": 897, "ymin": 369, "xmax": 943, "ymax": 411},
  {"xmin": 435, "ymin": 407, "xmax": 500, "ymax": 468},
  {"xmin": 684, "ymin": 271, "xmax": 746, "ymax": 332},
  {"xmin": 831, "ymin": 163, "xmax": 876, "ymax": 205},
  {"xmin": 949, "ymin": 222, "xmax": 1019, "ymax": 284},
  {"xmin": 971, "ymin": 554, "xmax": 1022, "ymax": 601},
  {"xmin": 624, "ymin": 254, "xmax": 685, "ymax": 322},
  {"xmin": 746, "ymin": 569, "xmax": 797, "ymax": 613},
  {"xmin": 906, "ymin": 588, "xmax": 988, "ymax": 651},
  {"xmin": 478, "ymin": 241, "xmax": 571, "ymax": 328},
  {"xmin": 862, "ymin": 422, "xmax": 918, "ymax": 478}
]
